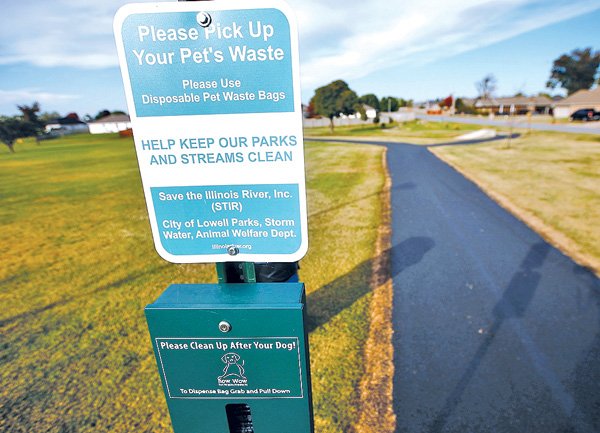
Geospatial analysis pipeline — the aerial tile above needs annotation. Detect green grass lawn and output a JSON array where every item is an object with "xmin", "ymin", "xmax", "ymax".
[
  {"xmin": 305, "ymin": 119, "xmax": 481, "ymax": 143},
  {"xmin": 431, "ymin": 131, "xmax": 600, "ymax": 274},
  {"xmin": 0, "ymin": 135, "xmax": 386, "ymax": 433}
]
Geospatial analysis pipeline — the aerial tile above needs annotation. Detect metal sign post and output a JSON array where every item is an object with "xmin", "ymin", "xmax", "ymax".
[{"xmin": 114, "ymin": 1, "xmax": 313, "ymax": 432}]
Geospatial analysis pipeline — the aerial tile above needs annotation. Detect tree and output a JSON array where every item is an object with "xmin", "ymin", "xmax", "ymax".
[
  {"xmin": 14, "ymin": 102, "xmax": 44, "ymax": 144},
  {"xmin": 94, "ymin": 109, "xmax": 111, "ymax": 120},
  {"xmin": 355, "ymin": 104, "xmax": 367, "ymax": 121},
  {"xmin": 337, "ymin": 90, "xmax": 358, "ymax": 116},
  {"xmin": 358, "ymin": 93, "xmax": 380, "ymax": 112},
  {"xmin": 381, "ymin": 96, "xmax": 399, "ymax": 112},
  {"xmin": 310, "ymin": 80, "xmax": 359, "ymax": 131},
  {"xmin": 546, "ymin": 47, "xmax": 600, "ymax": 95},
  {"xmin": 475, "ymin": 74, "xmax": 497, "ymax": 99},
  {"xmin": 455, "ymin": 98, "xmax": 476, "ymax": 114},
  {"xmin": 305, "ymin": 100, "xmax": 317, "ymax": 118},
  {"xmin": 440, "ymin": 95, "xmax": 453, "ymax": 109},
  {"xmin": 0, "ymin": 117, "xmax": 39, "ymax": 153},
  {"xmin": 39, "ymin": 111, "xmax": 61, "ymax": 123},
  {"xmin": 17, "ymin": 102, "xmax": 41, "ymax": 123}
]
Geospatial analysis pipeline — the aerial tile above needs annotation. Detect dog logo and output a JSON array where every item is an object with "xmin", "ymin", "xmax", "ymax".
[{"xmin": 218, "ymin": 352, "xmax": 246, "ymax": 380}]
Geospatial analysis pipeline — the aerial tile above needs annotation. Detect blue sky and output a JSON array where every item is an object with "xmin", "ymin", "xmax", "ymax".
[{"xmin": 1, "ymin": 0, "xmax": 599, "ymax": 117}]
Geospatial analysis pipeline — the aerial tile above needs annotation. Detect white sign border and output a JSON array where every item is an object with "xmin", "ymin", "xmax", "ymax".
[{"xmin": 114, "ymin": 0, "xmax": 308, "ymax": 263}]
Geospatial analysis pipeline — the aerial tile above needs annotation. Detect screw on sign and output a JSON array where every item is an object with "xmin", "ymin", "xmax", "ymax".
[
  {"xmin": 219, "ymin": 321, "xmax": 232, "ymax": 333},
  {"xmin": 196, "ymin": 11, "xmax": 212, "ymax": 28}
]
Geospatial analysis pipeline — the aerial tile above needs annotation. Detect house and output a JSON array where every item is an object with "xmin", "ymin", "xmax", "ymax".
[
  {"xmin": 553, "ymin": 88, "xmax": 600, "ymax": 118},
  {"xmin": 44, "ymin": 114, "xmax": 89, "ymax": 135},
  {"xmin": 343, "ymin": 104, "xmax": 377, "ymax": 120},
  {"xmin": 88, "ymin": 114, "xmax": 131, "ymax": 134},
  {"xmin": 458, "ymin": 97, "xmax": 477, "ymax": 107},
  {"xmin": 362, "ymin": 104, "xmax": 377, "ymax": 119},
  {"xmin": 474, "ymin": 96, "xmax": 553, "ymax": 115}
]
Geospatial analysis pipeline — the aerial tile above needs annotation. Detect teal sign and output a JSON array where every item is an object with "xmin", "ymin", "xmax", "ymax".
[
  {"xmin": 145, "ymin": 282, "xmax": 315, "ymax": 433},
  {"xmin": 120, "ymin": 9, "xmax": 294, "ymax": 117},
  {"xmin": 151, "ymin": 184, "xmax": 301, "ymax": 256},
  {"xmin": 114, "ymin": 0, "xmax": 308, "ymax": 264}
]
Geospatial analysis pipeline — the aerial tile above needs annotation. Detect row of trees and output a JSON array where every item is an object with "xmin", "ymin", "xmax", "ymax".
[
  {"xmin": 308, "ymin": 48, "xmax": 598, "ymax": 131},
  {"xmin": 307, "ymin": 80, "xmax": 413, "ymax": 130},
  {"xmin": 358, "ymin": 94, "xmax": 413, "ymax": 112}
]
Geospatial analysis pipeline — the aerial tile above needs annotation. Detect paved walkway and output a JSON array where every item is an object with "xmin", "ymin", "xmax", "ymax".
[{"xmin": 312, "ymin": 138, "xmax": 600, "ymax": 433}]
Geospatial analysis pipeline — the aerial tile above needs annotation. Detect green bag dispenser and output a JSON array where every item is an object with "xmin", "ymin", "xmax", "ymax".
[{"xmin": 145, "ymin": 282, "xmax": 314, "ymax": 433}]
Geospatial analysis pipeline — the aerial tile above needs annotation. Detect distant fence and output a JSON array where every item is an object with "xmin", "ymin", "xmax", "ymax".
[{"xmin": 303, "ymin": 111, "xmax": 415, "ymax": 128}]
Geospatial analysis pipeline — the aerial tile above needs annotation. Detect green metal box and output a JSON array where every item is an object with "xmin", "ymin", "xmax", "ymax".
[{"xmin": 145, "ymin": 283, "xmax": 314, "ymax": 433}]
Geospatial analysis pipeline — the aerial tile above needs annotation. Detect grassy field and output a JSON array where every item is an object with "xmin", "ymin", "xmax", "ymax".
[
  {"xmin": 305, "ymin": 119, "xmax": 481, "ymax": 143},
  {"xmin": 430, "ymin": 131, "xmax": 600, "ymax": 274},
  {"xmin": 0, "ymin": 134, "xmax": 387, "ymax": 433}
]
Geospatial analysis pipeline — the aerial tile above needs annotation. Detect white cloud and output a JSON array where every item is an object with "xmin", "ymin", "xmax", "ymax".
[
  {"xmin": 0, "ymin": 0, "xmax": 154, "ymax": 68},
  {"xmin": 0, "ymin": 89, "xmax": 78, "ymax": 106},
  {"xmin": 288, "ymin": 0, "xmax": 600, "ymax": 89},
  {"xmin": 1, "ymin": 0, "xmax": 599, "ymax": 86}
]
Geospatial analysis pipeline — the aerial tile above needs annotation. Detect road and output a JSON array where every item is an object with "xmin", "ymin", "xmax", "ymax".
[
  {"xmin": 416, "ymin": 113, "xmax": 600, "ymax": 135},
  {"xmin": 311, "ymin": 138, "xmax": 600, "ymax": 433}
]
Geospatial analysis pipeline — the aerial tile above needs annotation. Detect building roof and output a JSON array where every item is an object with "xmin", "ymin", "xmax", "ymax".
[
  {"xmin": 554, "ymin": 87, "xmax": 600, "ymax": 106},
  {"xmin": 46, "ymin": 116, "xmax": 86, "ymax": 126},
  {"xmin": 475, "ymin": 96, "xmax": 552, "ymax": 107},
  {"xmin": 89, "ymin": 114, "xmax": 131, "ymax": 124},
  {"xmin": 458, "ymin": 97, "xmax": 476, "ymax": 106}
]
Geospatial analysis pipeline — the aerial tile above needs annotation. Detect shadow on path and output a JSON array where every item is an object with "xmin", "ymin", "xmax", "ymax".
[
  {"xmin": 427, "ymin": 242, "xmax": 550, "ymax": 432},
  {"xmin": 306, "ymin": 236, "xmax": 434, "ymax": 333},
  {"xmin": 571, "ymin": 265, "xmax": 600, "ymax": 431}
]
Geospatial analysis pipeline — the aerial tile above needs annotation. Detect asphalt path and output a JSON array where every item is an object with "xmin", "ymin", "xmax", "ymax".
[
  {"xmin": 416, "ymin": 113, "xmax": 600, "ymax": 135},
  {"xmin": 310, "ymin": 138, "xmax": 600, "ymax": 433}
]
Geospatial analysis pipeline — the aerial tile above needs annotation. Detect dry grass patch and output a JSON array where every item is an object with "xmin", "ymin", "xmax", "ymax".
[
  {"xmin": 431, "ymin": 131, "xmax": 600, "ymax": 274},
  {"xmin": 356, "ymin": 151, "xmax": 395, "ymax": 433}
]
